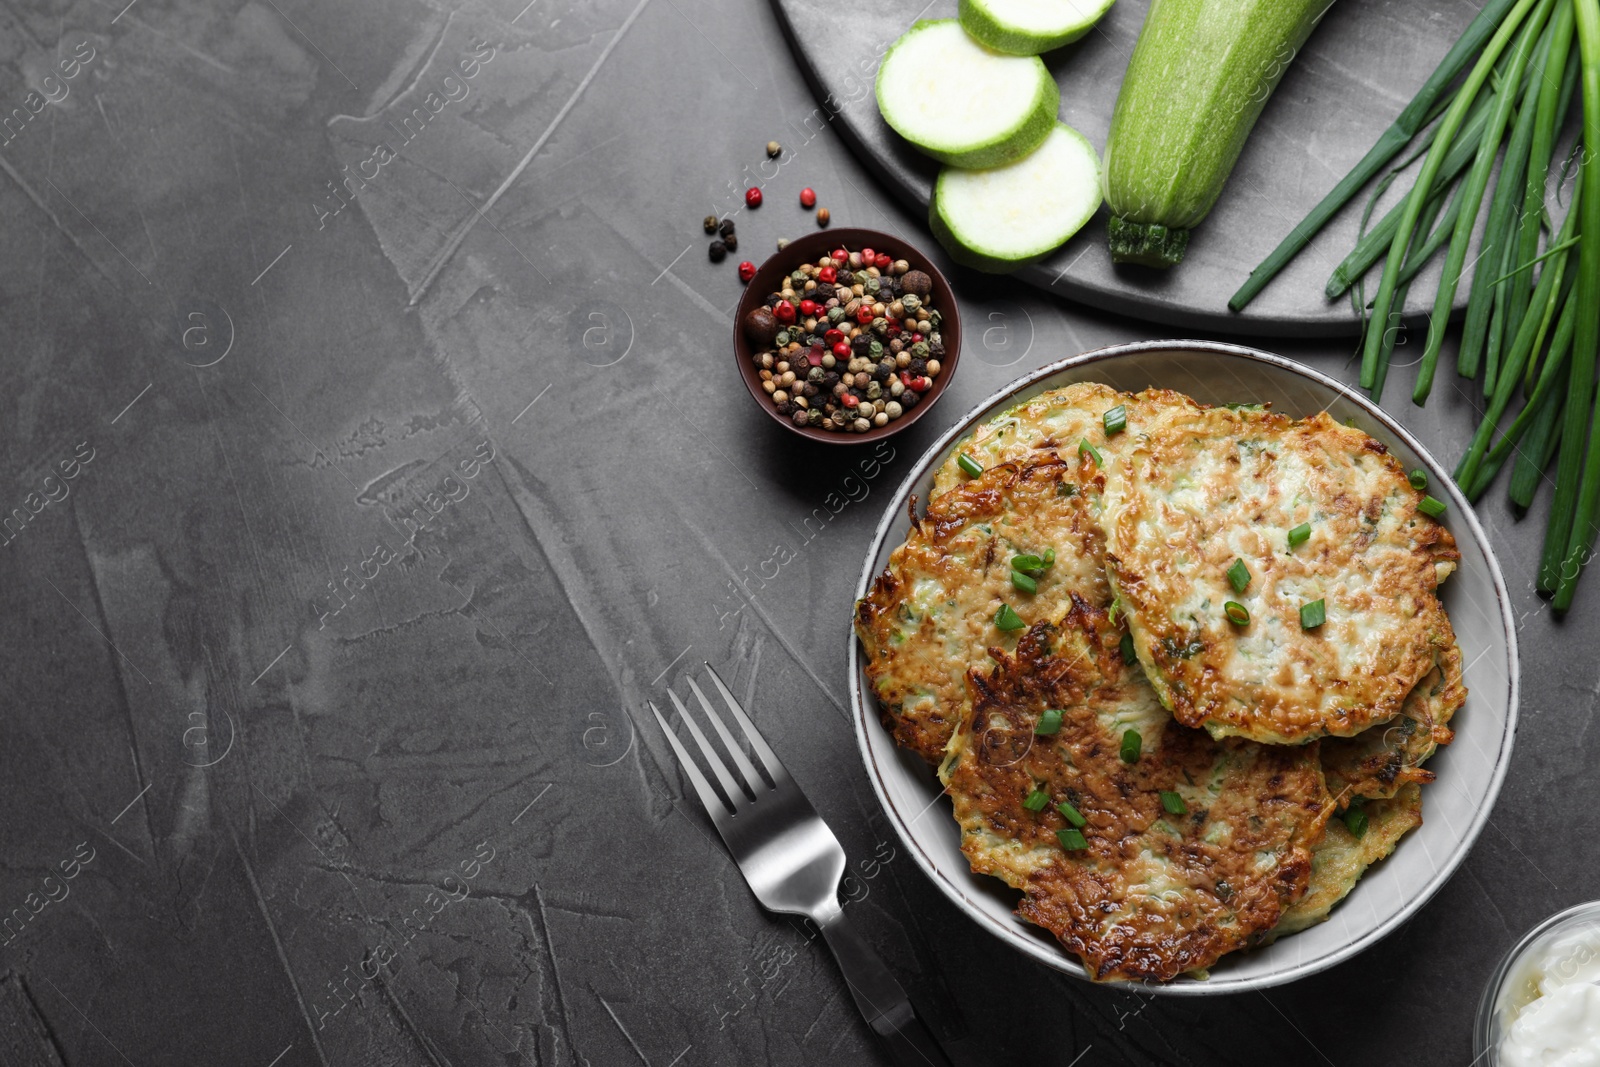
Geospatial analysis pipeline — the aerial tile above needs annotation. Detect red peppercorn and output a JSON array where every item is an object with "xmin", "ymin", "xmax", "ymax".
[
  {"xmin": 855, "ymin": 306, "xmax": 875, "ymax": 324},
  {"xmin": 861, "ymin": 247, "xmax": 876, "ymax": 264},
  {"xmin": 912, "ymin": 332, "xmax": 924, "ymax": 343},
  {"xmin": 875, "ymin": 253, "xmax": 892, "ymax": 271},
  {"xmin": 800, "ymin": 299, "xmax": 819, "ymax": 317},
  {"xmin": 800, "ymin": 187, "xmax": 817, "ymax": 208},
  {"xmin": 831, "ymin": 248, "xmax": 848, "ymax": 264},
  {"xmin": 745, "ymin": 187, "xmax": 762, "ymax": 208},
  {"xmin": 832, "ymin": 341, "xmax": 850, "ymax": 358},
  {"xmin": 737, "ymin": 261, "xmax": 756, "ymax": 282},
  {"xmin": 842, "ymin": 393, "xmax": 859, "ymax": 408},
  {"xmin": 818, "ymin": 266, "xmax": 837, "ymax": 284},
  {"xmin": 824, "ymin": 328, "xmax": 845, "ymax": 344},
  {"xmin": 910, "ymin": 376, "xmax": 932, "ymax": 392},
  {"xmin": 774, "ymin": 300, "xmax": 796, "ymax": 324},
  {"xmin": 900, "ymin": 371, "xmax": 912, "ymax": 386},
  {"xmin": 806, "ymin": 346, "xmax": 825, "ymax": 367}
]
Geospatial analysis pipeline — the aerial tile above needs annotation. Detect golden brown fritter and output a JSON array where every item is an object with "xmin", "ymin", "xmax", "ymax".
[
  {"xmin": 941, "ymin": 608, "xmax": 1332, "ymax": 982},
  {"xmin": 1100, "ymin": 405, "xmax": 1462, "ymax": 745},
  {"xmin": 1272, "ymin": 783, "xmax": 1424, "ymax": 937},
  {"xmin": 855, "ymin": 454, "xmax": 1112, "ymax": 764},
  {"xmin": 928, "ymin": 382, "xmax": 1199, "ymax": 499},
  {"xmin": 1322, "ymin": 644, "xmax": 1464, "ymax": 805}
]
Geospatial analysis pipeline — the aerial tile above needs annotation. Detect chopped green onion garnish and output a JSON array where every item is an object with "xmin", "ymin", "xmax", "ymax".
[
  {"xmin": 1103, "ymin": 405, "xmax": 1127, "ymax": 434},
  {"xmin": 1160, "ymin": 790, "xmax": 1187, "ymax": 815},
  {"xmin": 1300, "ymin": 598, "xmax": 1326, "ymax": 630},
  {"xmin": 1057, "ymin": 828, "xmax": 1089, "ymax": 851},
  {"xmin": 1409, "ymin": 469, "xmax": 1428, "ymax": 491},
  {"xmin": 1035, "ymin": 709, "xmax": 1063, "ymax": 735},
  {"xmin": 1011, "ymin": 569, "xmax": 1038, "ymax": 594},
  {"xmin": 1119, "ymin": 632, "xmax": 1136, "ymax": 664},
  {"xmin": 994, "ymin": 604, "xmax": 1025, "ymax": 631},
  {"xmin": 1022, "ymin": 788, "xmax": 1049, "ymax": 812},
  {"xmin": 1288, "ymin": 522, "xmax": 1311, "ymax": 548},
  {"xmin": 957, "ymin": 453, "xmax": 983, "ymax": 478},
  {"xmin": 1042, "ymin": 548, "xmax": 1055, "ymax": 568},
  {"xmin": 1056, "ymin": 800, "xmax": 1086, "ymax": 827},
  {"xmin": 1119, "ymin": 728, "xmax": 1141, "ymax": 763},
  {"xmin": 1056, "ymin": 482, "xmax": 1077, "ymax": 497},
  {"xmin": 1343, "ymin": 807, "xmax": 1369, "ymax": 839},
  {"xmin": 1226, "ymin": 558, "xmax": 1250, "ymax": 593},
  {"xmin": 1224, "ymin": 601, "xmax": 1250, "ymax": 626},
  {"xmin": 1418, "ymin": 495, "xmax": 1447, "ymax": 518},
  {"xmin": 1011, "ymin": 554, "xmax": 1043, "ymax": 573},
  {"xmin": 1078, "ymin": 439, "xmax": 1103, "ymax": 466}
]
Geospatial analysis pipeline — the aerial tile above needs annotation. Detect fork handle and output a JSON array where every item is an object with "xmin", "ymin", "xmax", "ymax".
[{"xmin": 816, "ymin": 908, "xmax": 954, "ymax": 1067}]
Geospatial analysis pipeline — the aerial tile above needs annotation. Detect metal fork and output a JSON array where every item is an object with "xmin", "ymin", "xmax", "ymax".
[{"xmin": 649, "ymin": 665, "xmax": 953, "ymax": 1067}]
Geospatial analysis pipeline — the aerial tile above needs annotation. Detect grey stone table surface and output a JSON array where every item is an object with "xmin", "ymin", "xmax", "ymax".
[{"xmin": 0, "ymin": 1, "xmax": 1589, "ymax": 1065}]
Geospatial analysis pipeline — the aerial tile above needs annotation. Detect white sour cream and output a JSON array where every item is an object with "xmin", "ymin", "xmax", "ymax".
[{"xmin": 1499, "ymin": 924, "xmax": 1600, "ymax": 1067}]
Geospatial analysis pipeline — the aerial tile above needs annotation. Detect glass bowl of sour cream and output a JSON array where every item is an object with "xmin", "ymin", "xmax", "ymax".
[{"xmin": 1476, "ymin": 900, "xmax": 1600, "ymax": 1066}]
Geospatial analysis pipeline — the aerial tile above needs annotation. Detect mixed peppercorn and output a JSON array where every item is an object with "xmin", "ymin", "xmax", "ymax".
[{"xmin": 742, "ymin": 245, "xmax": 945, "ymax": 433}]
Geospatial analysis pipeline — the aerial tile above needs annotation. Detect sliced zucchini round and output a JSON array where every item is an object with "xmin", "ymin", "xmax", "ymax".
[
  {"xmin": 875, "ymin": 20, "xmax": 1059, "ymax": 169},
  {"xmin": 958, "ymin": 0, "xmax": 1118, "ymax": 56},
  {"xmin": 929, "ymin": 122, "xmax": 1102, "ymax": 274}
]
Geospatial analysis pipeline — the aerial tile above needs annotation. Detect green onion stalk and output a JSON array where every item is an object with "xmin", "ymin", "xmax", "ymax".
[
  {"xmin": 1459, "ymin": 3, "xmax": 1564, "ymax": 394},
  {"xmin": 1549, "ymin": 0, "xmax": 1600, "ymax": 607},
  {"xmin": 1363, "ymin": 0, "xmax": 1545, "ymax": 396},
  {"xmin": 1455, "ymin": 176, "xmax": 1583, "ymax": 492},
  {"xmin": 1229, "ymin": 0, "xmax": 1525, "ymax": 310}
]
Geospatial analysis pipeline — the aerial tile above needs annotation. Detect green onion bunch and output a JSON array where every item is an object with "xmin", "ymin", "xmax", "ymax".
[{"xmin": 1233, "ymin": 0, "xmax": 1600, "ymax": 608}]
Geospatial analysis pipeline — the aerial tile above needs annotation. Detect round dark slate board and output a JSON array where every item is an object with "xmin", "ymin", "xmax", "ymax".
[{"xmin": 769, "ymin": 0, "xmax": 1481, "ymax": 336}]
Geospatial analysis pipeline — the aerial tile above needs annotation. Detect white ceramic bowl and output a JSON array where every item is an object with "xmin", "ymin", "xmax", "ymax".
[{"xmin": 849, "ymin": 340, "xmax": 1519, "ymax": 993}]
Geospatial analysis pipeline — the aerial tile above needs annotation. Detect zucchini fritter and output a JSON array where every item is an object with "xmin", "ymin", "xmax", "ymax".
[
  {"xmin": 928, "ymin": 382, "xmax": 1193, "ymax": 499},
  {"xmin": 1322, "ymin": 644, "xmax": 1464, "ymax": 804},
  {"xmin": 1100, "ymin": 404, "xmax": 1462, "ymax": 745},
  {"xmin": 857, "ymin": 451, "xmax": 1112, "ymax": 765},
  {"xmin": 1272, "ymin": 783, "xmax": 1423, "ymax": 937},
  {"xmin": 942, "ymin": 610, "xmax": 1332, "ymax": 982}
]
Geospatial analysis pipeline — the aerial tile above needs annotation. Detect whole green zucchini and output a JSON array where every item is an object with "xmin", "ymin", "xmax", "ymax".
[{"xmin": 1102, "ymin": 0, "xmax": 1336, "ymax": 267}]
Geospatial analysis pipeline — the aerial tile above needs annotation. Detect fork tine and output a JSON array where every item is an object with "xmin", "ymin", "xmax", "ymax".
[
  {"xmin": 685, "ymin": 676, "xmax": 769, "ymax": 795},
  {"xmin": 648, "ymin": 700, "xmax": 730, "ymax": 817},
  {"xmin": 703, "ymin": 664, "xmax": 789, "ymax": 785},
  {"xmin": 666, "ymin": 688, "xmax": 749, "ymax": 806}
]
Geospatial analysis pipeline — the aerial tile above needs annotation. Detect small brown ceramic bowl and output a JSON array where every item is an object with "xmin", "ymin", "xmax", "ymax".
[{"xmin": 733, "ymin": 227, "xmax": 961, "ymax": 445}]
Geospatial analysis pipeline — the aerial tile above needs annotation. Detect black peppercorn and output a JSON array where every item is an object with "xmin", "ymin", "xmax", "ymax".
[
  {"xmin": 765, "ymin": 292, "xmax": 783, "ymax": 307},
  {"xmin": 776, "ymin": 400, "xmax": 794, "ymax": 416},
  {"xmin": 822, "ymin": 372, "xmax": 841, "ymax": 389},
  {"xmin": 878, "ymin": 277, "xmax": 899, "ymax": 298},
  {"xmin": 851, "ymin": 335, "xmax": 872, "ymax": 356},
  {"xmin": 929, "ymin": 340, "xmax": 945, "ymax": 358},
  {"xmin": 814, "ymin": 282, "xmax": 835, "ymax": 301},
  {"xmin": 709, "ymin": 241, "xmax": 727, "ymax": 263},
  {"xmin": 724, "ymin": 232, "xmax": 738, "ymax": 252},
  {"xmin": 873, "ymin": 360, "xmax": 893, "ymax": 381},
  {"xmin": 718, "ymin": 218, "xmax": 736, "ymax": 239},
  {"xmin": 802, "ymin": 382, "xmax": 819, "ymax": 397},
  {"xmin": 792, "ymin": 410, "xmax": 809, "ymax": 427},
  {"xmin": 901, "ymin": 389, "xmax": 919, "ymax": 409},
  {"xmin": 908, "ymin": 358, "xmax": 928, "ymax": 376},
  {"xmin": 836, "ymin": 269, "xmax": 855, "ymax": 286},
  {"xmin": 743, "ymin": 307, "xmax": 779, "ymax": 348},
  {"xmin": 703, "ymin": 215, "xmax": 718, "ymax": 234}
]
